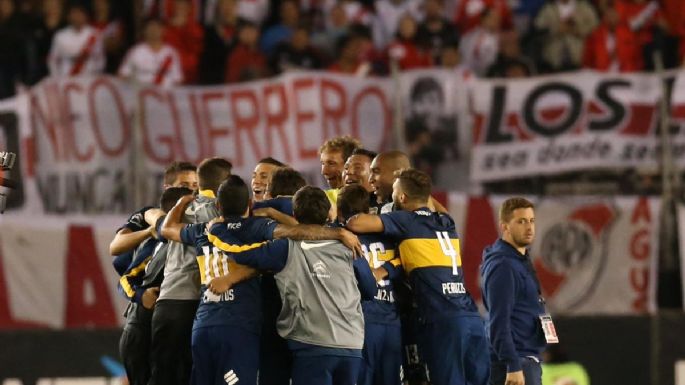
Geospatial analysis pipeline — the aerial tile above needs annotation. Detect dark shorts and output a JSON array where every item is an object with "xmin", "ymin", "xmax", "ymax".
[
  {"xmin": 358, "ymin": 322, "xmax": 402, "ymax": 385},
  {"xmin": 417, "ymin": 315, "xmax": 490, "ymax": 385}
]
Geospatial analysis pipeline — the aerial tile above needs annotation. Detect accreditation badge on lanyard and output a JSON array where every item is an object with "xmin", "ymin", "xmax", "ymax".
[
  {"xmin": 539, "ymin": 312, "xmax": 559, "ymax": 344},
  {"xmin": 525, "ymin": 253, "xmax": 560, "ymax": 344}
]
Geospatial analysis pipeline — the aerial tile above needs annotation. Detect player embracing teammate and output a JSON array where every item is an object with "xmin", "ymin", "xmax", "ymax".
[{"xmin": 110, "ymin": 136, "xmax": 553, "ymax": 385}]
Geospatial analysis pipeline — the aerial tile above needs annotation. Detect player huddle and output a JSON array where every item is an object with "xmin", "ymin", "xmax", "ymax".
[{"xmin": 111, "ymin": 136, "xmax": 552, "ymax": 385}]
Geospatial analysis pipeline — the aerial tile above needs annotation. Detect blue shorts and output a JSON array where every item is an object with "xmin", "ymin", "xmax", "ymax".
[
  {"xmin": 292, "ymin": 355, "xmax": 362, "ymax": 385},
  {"xmin": 417, "ymin": 315, "xmax": 490, "ymax": 385},
  {"xmin": 191, "ymin": 325, "xmax": 259, "ymax": 385},
  {"xmin": 358, "ymin": 323, "xmax": 402, "ymax": 385}
]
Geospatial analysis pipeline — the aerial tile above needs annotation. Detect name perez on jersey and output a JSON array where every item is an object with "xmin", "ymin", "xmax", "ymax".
[{"xmin": 442, "ymin": 282, "xmax": 466, "ymax": 295}]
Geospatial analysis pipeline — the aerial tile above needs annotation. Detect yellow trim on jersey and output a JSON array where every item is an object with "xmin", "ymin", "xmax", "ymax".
[
  {"xmin": 364, "ymin": 249, "xmax": 397, "ymax": 268},
  {"xmin": 199, "ymin": 189, "xmax": 216, "ymax": 198},
  {"xmin": 325, "ymin": 189, "xmax": 339, "ymax": 205},
  {"xmin": 387, "ymin": 257, "xmax": 402, "ymax": 268},
  {"xmin": 207, "ymin": 233, "xmax": 266, "ymax": 253},
  {"xmin": 119, "ymin": 256, "xmax": 152, "ymax": 299},
  {"xmin": 399, "ymin": 238, "xmax": 462, "ymax": 274}
]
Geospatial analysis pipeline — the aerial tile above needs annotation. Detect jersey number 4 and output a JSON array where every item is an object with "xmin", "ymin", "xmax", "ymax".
[{"xmin": 436, "ymin": 232, "xmax": 459, "ymax": 275}]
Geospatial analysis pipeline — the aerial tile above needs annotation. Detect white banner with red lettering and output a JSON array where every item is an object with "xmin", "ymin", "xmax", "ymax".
[
  {"xmin": 450, "ymin": 195, "xmax": 659, "ymax": 315},
  {"xmin": 0, "ymin": 194, "xmax": 659, "ymax": 329},
  {"xmin": 25, "ymin": 73, "xmax": 396, "ymax": 214},
  {"xmin": 471, "ymin": 70, "xmax": 685, "ymax": 182}
]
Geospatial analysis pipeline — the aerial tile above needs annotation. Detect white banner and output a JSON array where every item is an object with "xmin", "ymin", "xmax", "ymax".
[
  {"xmin": 0, "ymin": 217, "xmax": 129, "ymax": 328},
  {"xmin": 26, "ymin": 73, "xmax": 395, "ymax": 214},
  {"xmin": 470, "ymin": 70, "xmax": 685, "ymax": 182}
]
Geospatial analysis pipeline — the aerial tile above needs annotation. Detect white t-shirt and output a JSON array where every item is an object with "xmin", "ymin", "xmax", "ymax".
[
  {"xmin": 48, "ymin": 25, "xmax": 105, "ymax": 77},
  {"xmin": 372, "ymin": 0, "xmax": 423, "ymax": 49},
  {"xmin": 238, "ymin": 0, "xmax": 270, "ymax": 25},
  {"xmin": 459, "ymin": 27, "xmax": 499, "ymax": 76},
  {"xmin": 118, "ymin": 43, "xmax": 183, "ymax": 87}
]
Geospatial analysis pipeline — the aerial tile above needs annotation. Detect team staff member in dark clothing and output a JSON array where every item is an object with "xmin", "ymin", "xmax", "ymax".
[{"xmin": 480, "ymin": 198, "xmax": 554, "ymax": 385}]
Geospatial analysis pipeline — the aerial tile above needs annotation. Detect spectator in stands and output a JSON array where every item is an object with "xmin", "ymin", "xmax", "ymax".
[
  {"xmin": 487, "ymin": 29, "xmax": 536, "ymax": 77},
  {"xmin": 198, "ymin": 0, "xmax": 239, "ymax": 84},
  {"xmin": 534, "ymin": 0, "xmax": 598, "ymax": 71},
  {"xmin": 311, "ymin": 2, "xmax": 349, "ymax": 60},
  {"xmin": 460, "ymin": 7, "xmax": 501, "ymax": 76},
  {"xmin": 660, "ymin": 0, "xmax": 685, "ymax": 65},
  {"xmin": 583, "ymin": 5, "xmax": 641, "ymax": 72},
  {"xmin": 328, "ymin": 33, "xmax": 368, "ymax": 75},
  {"xmin": 92, "ymin": 0, "xmax": 125, "ymax": 74},
  {"xmin": 387, "ymin": 14, "xmax": 433, "ymax": 70},
  {"xmin": 0, "ymin": 0, "xmax": 26, "ymax": 98},
  {"xmin": 439, "ymin": 42, "xmax": 462, "ymax": 68},
  {"xmin": 260, "ymin": 0, "xmax": 299, "ymax": 56},
  {"xmin": 24, "ymin": 0, "xmax": 65, "ymax": 84},
  {"xmin": 164, "ymin": 0, "xmax": 203, "ymax": 83},
  {"xmin": 372, "ymin": 0, "xmax": 423, "ymax": 50},
  {"xmin": 340, "ymin": 0, "xmax": 374, "ymax": 27},
  {"xmin": 144, "ymin": 0, "xmax": 203, "ymax": 23},
  {"xmin": 615, "ymin": 0, "xmax": 667, "ymax": 70},
  {"xmin": 511, "ymin": 0, "xmax": 546, "ymax": 31},
  {"xmin": 416, "ymin": 0, "xmax": 459, "ymax": 63},
  {"xmin": 119, "ymin": 18, "xmax": 183, "ymax": 87},
  {"xmin": 269, "ymin": 23, "xmax": 322, "ymax": 74},
  {"xmin": 48, "ymin": 3, "xmax": 105, "ymax": 77},
  {"xmin": 453, "ymin": 0, "xmax": 513, "ymax": 34},
  {"xmin": 225, "ymin": 20, "xmax": 268, "ymax": 82}
]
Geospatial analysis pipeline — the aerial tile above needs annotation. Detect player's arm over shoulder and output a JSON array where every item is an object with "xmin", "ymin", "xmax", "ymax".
[{"xmin": 345, "ymin": 213, "xmax": 384, "ymax": 234}]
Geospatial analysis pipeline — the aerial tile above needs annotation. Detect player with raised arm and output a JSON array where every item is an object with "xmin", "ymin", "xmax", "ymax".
[
  {"xmin": 160, "ymin": 177, "xmax": 361, "ymax": 385},
  {"xmin": 206, "ymin": 186, "xmax": 376, "ymax": 385},
  {"xmin": 144, "ymin": 157, "xmax": 232, "ymax": 385}
]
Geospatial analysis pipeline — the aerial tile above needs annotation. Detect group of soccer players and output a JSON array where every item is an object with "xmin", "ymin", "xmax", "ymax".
[{"xmin": 109, "ymin": 136, "xmax": 521, "ymax": 385}]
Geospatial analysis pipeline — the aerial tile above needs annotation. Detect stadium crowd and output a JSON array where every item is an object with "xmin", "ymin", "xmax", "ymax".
[{"xmin": 0, "ymin": 0, "xmax": 684, "ymax": 98}]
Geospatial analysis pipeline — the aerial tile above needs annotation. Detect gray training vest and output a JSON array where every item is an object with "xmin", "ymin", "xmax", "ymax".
[
  {"xmin": 159, "ymin": 193, "xmax": 219, "ymax": 301},
  {"xmin": 274, "ymin": 239, "xmax": 365, "ymax": 350}
]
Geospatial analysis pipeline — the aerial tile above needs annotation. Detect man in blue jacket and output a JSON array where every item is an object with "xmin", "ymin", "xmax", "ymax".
[{"xmin": 480, "ymin": 197, "xmax": 553, "ymax": 385}]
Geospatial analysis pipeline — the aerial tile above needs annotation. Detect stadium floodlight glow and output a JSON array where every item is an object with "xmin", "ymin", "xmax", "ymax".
[{"xmin": 0, "ymin": 151, "xmax": 16, "ymax": 214}]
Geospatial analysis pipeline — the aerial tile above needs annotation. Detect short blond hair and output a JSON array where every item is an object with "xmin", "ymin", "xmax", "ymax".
[{"xmin": 319, "ymin": 136, "xmax": 363, "ymax": 161}]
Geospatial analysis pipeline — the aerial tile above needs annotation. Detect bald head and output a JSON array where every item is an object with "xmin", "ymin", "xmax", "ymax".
[{"xmin": 369, "ymin": 151, "xmax": 412, "ymax": 202}]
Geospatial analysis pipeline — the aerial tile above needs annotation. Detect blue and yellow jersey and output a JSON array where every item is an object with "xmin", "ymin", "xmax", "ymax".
[
  {"xmin": 253, "ymin": 196, "xmax": 294, "ymax": 216},
  {"xmin": 379, "ymin": 207, "xmax": 478, "ymax": 321},
  {"xmin": 180, "ymin": 216, "xmax": 277, "ymax": 332},
  {"xmin": 325, "ymin": 188, "xmax": 339, "ymax": 205},
  {"xmin": 117, "ymin": 238, "xmax": 160, "ymax": 304},
  {"xmin": 358, "ymin": 232, "xmax": 401, "ymax": 325}
]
